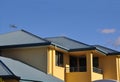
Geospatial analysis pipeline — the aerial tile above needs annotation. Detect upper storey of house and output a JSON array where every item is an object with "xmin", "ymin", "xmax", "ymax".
[{"xmin": 0, "ymin": 29, "xmax": 120, "ymax": 56}]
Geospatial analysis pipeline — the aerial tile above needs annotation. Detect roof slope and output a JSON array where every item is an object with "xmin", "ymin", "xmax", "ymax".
[
  {"xmin": 93, "ymin": 45, "xmax": 120, "ymax": 55},
  {"xmin": 0, "ymin": 61, "xmax": 13, "ymax": 76},
  {"xmin": 0, "ymin": 56, "xmax": 63, "ymax": 82},
  {"xmin": 0, "ymin": 60, "xmax": 20, "ymax": 80},
  {"xmin": 0, "ymin": 30, "xmax": 119, "ymax": 55},
  {"xmin": 45, "ymin": 36, "xmax": 95, "ymax": 51},
  {"xmin": 0, "ymin": 30, "xmax": 50, "ymax": 49}
]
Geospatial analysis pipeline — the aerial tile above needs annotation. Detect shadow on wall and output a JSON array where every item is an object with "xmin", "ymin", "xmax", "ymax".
[{"xmin": 93, "ymin": 79, "xmax": 119, "ymax": 82}]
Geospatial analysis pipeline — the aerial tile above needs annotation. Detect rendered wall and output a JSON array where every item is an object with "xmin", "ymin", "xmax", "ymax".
[
  {"xmin": 0, "ymin": 78, "xmax": 19, "ymax": 82},
  {"xmin": 65, "ymin": 72, "xmax": 89, "ymax": 82},
  {"xmin": 92, "ymin": 72, "xmax": 103, "ymax": 81},
  {"xmin": 3, "ymin": 79, "xmax": 19, "ymax": 82},
  {"xmin": 118, "ymin": 58, "xmax": 120, "ymax": 81},
  {"xmin": 102, "ymin": 56, "xmax": 117, "ymax": 80},
  {"xmin": 2, "ymin": 47, "xmax": 47, "ymax": 72},
  {"xmin": 116, "ymin": 57, "xmax": 120, "ymax": 81},
  {"xmin": 0, "ymin": 78, "xmax": 4, "ymax": 82},
  {"xmin": 47, "ymin": 48, "xmax": 66, "ymax": 80}
]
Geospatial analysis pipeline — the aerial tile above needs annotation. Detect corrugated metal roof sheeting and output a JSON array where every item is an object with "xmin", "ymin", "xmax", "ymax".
[
  {"xmin": 46, "ymin": 36, "xmax": 94, "ymax": 51},
  {"xmin": 0, "ymin": 57, "xmax": 63, "ymax": 82},
  {"xmin": 0, "ymin": 30, "xmax": 49, "ymax": 47}
]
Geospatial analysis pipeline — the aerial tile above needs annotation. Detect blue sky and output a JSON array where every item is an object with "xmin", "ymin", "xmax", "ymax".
[{"xmin": 0, "ymin": 0, "xmax": 120, "ymax": 51}]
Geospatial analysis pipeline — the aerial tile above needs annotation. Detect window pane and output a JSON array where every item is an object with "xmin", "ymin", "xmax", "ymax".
[
  {"xmin": 55, "ymin": 52, "xmax": 59, "ymax": 66},
  {"xmin": 55, "ymin": 51, "xmax": 63, "ymax": 67},
  {"xmin": 93, "ymin": 57, "xmax": 99, "ymax": 68}
]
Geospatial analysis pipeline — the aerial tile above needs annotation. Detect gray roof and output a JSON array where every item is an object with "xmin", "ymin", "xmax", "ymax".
[
  {"xmin": 0, "ymin": 61, "xmax": 13, "ymax": 76},
  {"xmin": 93, "ymin": 45, "xmax": 120, "ymax": 55},
  {"xmin": 0, "ymin": 30, "xmax": 50, "ymax": 49},
  {"xmin": 45, "ymin": 36, "xmax": 95, "ymax": 51},
  {"xmin": 0, "ymin": 60, "xmax": 20, "ymax": 80},
  {"xmin": 0, "ymin": 30, "xmax": 119, "ymax": 55},
  {"xmin": 45, "ymin": 36, "xmax": 120, "ymax": 55},
  {"xmin": 0, "ymin": 56, "xmax": 63, "ymax": 82}
]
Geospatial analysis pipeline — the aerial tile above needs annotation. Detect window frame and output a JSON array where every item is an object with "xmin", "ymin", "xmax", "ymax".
[
  {"xmin": 55, "ymin": 51, "xmax": 64, "ymax": 67},
  {"xmin": 93, "ymin": 57, "xmax": 99, "ymax": 68}
]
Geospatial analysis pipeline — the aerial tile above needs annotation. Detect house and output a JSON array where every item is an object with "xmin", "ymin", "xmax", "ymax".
[{"xmin": 0, "ymin": 30, "xmax": 120, "ymax": 82}]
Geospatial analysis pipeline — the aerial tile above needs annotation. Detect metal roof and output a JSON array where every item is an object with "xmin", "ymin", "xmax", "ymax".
[
  {"xmin": 0, "ymin": 56, "xmax": 63, "ymax": 82},
  {"xmin": 93, "ymin": 45, "xmax": 120, "ymax": 55},
  {"xmin": 45, "ymin": 36, "xmax": 95, "ymax": 51},
  {"xmin": 0, "ymin": 61, "xmax": 13, "ymax": 76},
  {"xmin": 0, "ymin": 30, "xmax": 50, "ymax": 49},
  {"xmin": 45, "ymin": 36, "xmax": 120, "ymax": 55},
  {"xmin": 0, "ymin": 30, "xmax": 119, "ymax": 55},
  {"xmin": 0, "ymin": 60, "xmax": 19, "ymax": 80}
]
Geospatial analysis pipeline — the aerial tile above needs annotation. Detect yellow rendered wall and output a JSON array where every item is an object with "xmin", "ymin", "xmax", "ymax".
[
  {"xmin": 47, "ymin": 48, "xmax": 53, "ymax": 74},
  {"xmin": 116, "ymin": 57, "xmax": 120, "ymax": 81},
  {"xmin": 102, "ymin": 56, "xmax": 117, "ymax": 80},
  {"xmin": 118, "ymin": 58, "xmax": 120, "ymax": 80},
  {"xmin": 0, "ymin": 78, "xmax": 4, "ymax": 82},
  {"xmin": 53, "ymin": 66, "xmax": 65, "ymax": 80},
  {"xmin": 92, "ymin": 72, "xmax": 103, "ymax": 81},
  {"xmin": 64, "ymin": 54, "xmax": 69, "ymax": 69},
  {"xmin": 66, "ymin": 72, "xmax": 89, "ymax": 82},
  {"xmin": 2, "ymin": 47, "xmax": 48, "ymax": 72},
  {"xmin": 47, "ymin": 48, "xmax": 69, "ymax": 80},
  {"xmin": 0, "ymin": 78, "xmax": 19, "ymax": 82}
]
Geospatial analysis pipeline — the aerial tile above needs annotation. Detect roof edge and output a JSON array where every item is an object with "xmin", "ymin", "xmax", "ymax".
[
  {"xmin": 94, "ymin": 45, "xmax": 120, "ymax": 56},
  {"xmin": 0, "ymin": 61, "xmax": 20, "ymax": 80},
  {"xmin": 21, "ymin": 29, "xmax": 51, "ymax": 43},
  {"xmin": 0, "ymin": 60, "xmax": 15, "ymax": 75},
  {"xmin": 0, "ymin": 75, "xmax": 20, "ymax": 80},
  {"xmin": 107, "ymin": 52, "xmax": 120, "ymax": 56},
  {"xmin": 69, "ymin": 47, "xmax": 96, "ymax": 52},
  {"xmin": 0, "ymin": 42, "xmax": 51, "ymax": 49},
  {"xmin": 45, "ymin": 36, "xmax": 92, "ymax": 47}
]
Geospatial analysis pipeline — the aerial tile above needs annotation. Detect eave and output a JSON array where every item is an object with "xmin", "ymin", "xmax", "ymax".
[{"xmin": 0, "ymin": 42, "xmax": 51, "ymax": 49}]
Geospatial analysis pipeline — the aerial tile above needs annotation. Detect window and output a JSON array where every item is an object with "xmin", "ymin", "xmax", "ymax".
[
  {"xmin": 93, "ymin": 57, "xmax": 99, "ymax": 68},
  {"xmin": 55, "ymin": 51, "xmax": 63, "ymax": 67},
  {"xmin": 79, "ymin": 57, "xmax": 87, "ymax": 72}
]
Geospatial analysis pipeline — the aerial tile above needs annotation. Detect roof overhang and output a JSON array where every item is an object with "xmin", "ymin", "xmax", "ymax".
[
  {"xmin": 0, "ymin": 75, "xmax": 20, "ymax": 80},
  {"xmin": 0, "ymin": 42, "xmax": 51, "ymax": 49},
  {"xmin": 68, "ymin": 47, "xmax": 96, "ymax": 52},
  {"xmin": 95, "ymin": 48, "xmax": 120, "ymax": 56}
]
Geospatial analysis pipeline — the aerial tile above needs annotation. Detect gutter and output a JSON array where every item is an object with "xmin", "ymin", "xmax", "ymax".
[
  {"xmin": 0, "ymin": 42, "xmax": 51, "ymax": 49},
  {"xmin": 20, "ymin": 79, "xmax": 43, "ymax": 82},
  {"xmin": 0, "ymin": 75, "xmax": 20, "ymax": 80},
  {"xmin": 69, "ymin": 47, "xmax": 96, "ymax": 52}
]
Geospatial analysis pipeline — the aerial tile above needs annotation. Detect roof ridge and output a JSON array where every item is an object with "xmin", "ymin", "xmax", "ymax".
[
  {"xmin": 0, "ymin": 29, "xmax": 51, "ymax": 43},
  {"xmin": 45, "ymin": 36, "xmax": 93, "ymax": 47},
  {"xmin": 62, "ymin": 36, "xmax": 94, "ymax": 48},
  {"xmin": 45, "ymin": 36, "xmax": 96, "ymax": 51},
  {"xmin": 93, "ymin": 45, "xmax": 119, "ymax": 52},
  {"xmin": 0, "ymin": 29, "xmax": 23, "ymax": 35},
  {"xmin": 21, "ymin": 29, "xmax": 51, "ymax": 43},
  {"xmin": 45, "ymin": 36, "xmax": 66, "ymax": 39}
]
